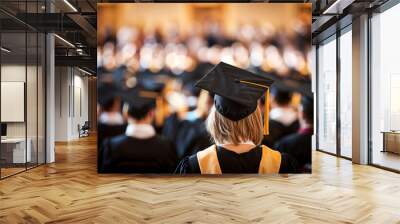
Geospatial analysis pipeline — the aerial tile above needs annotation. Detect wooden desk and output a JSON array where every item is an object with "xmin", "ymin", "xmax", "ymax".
[{"xmin": 382, "ymin": 131, "xmax": 400, "ymax": 154}]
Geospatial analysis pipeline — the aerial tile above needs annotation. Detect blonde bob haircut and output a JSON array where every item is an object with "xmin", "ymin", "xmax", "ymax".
[{"xmin": 206, "ymin": 105, "xmax": 263, "ymax": 145}]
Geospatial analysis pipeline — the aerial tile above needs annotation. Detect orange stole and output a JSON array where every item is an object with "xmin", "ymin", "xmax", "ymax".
[{"xmin": 197, "ymin": 145, "xmax": 282, "ymax": 174}]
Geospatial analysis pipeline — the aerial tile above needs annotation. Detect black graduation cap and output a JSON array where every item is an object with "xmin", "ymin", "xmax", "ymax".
[
  {"xmin": 195, "ymin": 62, "xmax": 274, "ymax": 135},
  {"xmin": 255, "ymin": 68, "xmax": 312, "ymax": 97},
  {"xmin": 273, "ymin": 79, "xmax": 312, "ymax": 98},
  {"xmin": 97, "ymin": 82, "xmax": 122, "ymax": 108},
  {"xmin": 121, "ymin": 86, "xmax": 159, "ymax": 119}
]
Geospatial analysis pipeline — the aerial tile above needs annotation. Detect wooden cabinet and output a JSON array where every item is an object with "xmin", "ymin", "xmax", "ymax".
[{"xmin": 382, "ymin": 132, "xmax": 400, "ymax": 154}]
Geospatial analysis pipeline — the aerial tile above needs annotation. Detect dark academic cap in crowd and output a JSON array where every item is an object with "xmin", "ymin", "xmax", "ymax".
[
  {"xmin": 97, "ymin": 82, "xmax": 122, "ymax": 108},
  {"xmin": 121, "ymin": 86, "xmax": 159, "ymax": 119},
  {"xmin": 195, "ymin": 62, "xmax": 274, "ymax": 135},
  {"xmin": 256, "ymin": 70, "xmax": 312, "ymax": 98},
  {"xmin": 275, "ymin": 79, "xmax": 312, "ymax": 98}
]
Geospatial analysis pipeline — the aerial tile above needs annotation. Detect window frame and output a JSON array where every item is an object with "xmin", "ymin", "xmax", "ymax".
[
  {"xmin": 367, "ymin": 0, "xmax": 400, "ymax": 173},
  {"xmin": 315, "ymin": 22, "xmax": 353, "ymax": 160}
]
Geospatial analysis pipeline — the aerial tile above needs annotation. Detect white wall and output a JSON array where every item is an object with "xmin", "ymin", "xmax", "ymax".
[
  {"xmin": 1, "ymin": 65, "xmax": 25, "ymax": 139},
  {"xmin": 71, "ymin": 73, "xmax": 89, "ymax": 139},
  {"xmin": 54, "ymin": 67, "xmax": 89, "ymax": 141},
  {"xmin": 1, "ymin": 65, "xmax": 37, "ymax": 138},
  {"xmin": 54, "ymin": 67, "xmax": 69, "ymax": 141},
  {"xmin": 1, "ymin": 64, "xmax": 46, "ymax": 164}
]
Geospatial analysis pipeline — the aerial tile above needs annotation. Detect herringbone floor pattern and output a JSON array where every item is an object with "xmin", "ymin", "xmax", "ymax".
[{"xmin": 1, "ymin": 135, "xmax": 400, "ymax": 223}]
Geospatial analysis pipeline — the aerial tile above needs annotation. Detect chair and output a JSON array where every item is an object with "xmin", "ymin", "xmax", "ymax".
[{"xmin": 79, "ymin": 121, "xmax": 90, "ymax": 138}]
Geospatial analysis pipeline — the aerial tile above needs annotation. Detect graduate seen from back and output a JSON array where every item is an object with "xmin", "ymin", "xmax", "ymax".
[
  {"xmin": 101, "ymin": 87, "xmax": 177, "ymax": 173},
  {"xmin": 176, "ymin": 62, "xmax": 298, "ymax": 174}
]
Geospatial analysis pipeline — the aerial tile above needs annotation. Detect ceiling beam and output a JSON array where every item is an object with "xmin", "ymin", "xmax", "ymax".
[
  {"xmin": 55, "ymin": 55, "xmax": 96, "ymax": 71},
  {"xmin": 323, "ymin": 0, "xmax": 356, "ymax": 15},
  {"xmin": 66, "ymin": 13, "xmax": 97, "ymax": 47}
]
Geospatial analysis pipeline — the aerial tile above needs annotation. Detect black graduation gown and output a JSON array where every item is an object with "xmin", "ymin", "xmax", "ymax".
[
  {"xmin": 175, "ymin": 145, "xmax": 298, "ymax": 174},
  {"xmin": 100, "ymin": 134, "xmax": 178, "ymax": 173},
  {"xmin": 97, "ymin": 122, "xmax": 127, "ymax": 172},
  {"xmin": 274, "ymin": 131, "xmax": 312, "ymax": 173},
  {"xmin": 162, "ymin": 113, "xmax": 212, "ymax": 160},
  {"xmin": 262, "ymin": 119, "xmax": 299, "ymax": 148},
  {"xmin": 97, "ymin": 123, "xmax": 127, "ymax": 145}
]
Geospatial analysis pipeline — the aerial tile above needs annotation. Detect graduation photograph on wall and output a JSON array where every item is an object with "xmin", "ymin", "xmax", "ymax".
[{"xmin": 97, "ymin": 3, "xmax": 312, "ymax": 174}]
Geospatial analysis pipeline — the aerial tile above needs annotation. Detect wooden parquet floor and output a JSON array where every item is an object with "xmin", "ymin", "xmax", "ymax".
[{"xmin": 1, "ymin": 135, "xmax": 400, "ymax": 224}]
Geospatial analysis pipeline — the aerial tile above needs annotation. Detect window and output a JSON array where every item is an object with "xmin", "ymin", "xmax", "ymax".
[
  {"xmin": 339, "ymin": 28, "xmax": 352, "ymax": 158},
  {"xmin": 370, "ymin": 3, "xmax": 400, "ymax": 171},
  {"xmin": 317, "ymin": 36, "xmax": 337, "ymax": 154}
]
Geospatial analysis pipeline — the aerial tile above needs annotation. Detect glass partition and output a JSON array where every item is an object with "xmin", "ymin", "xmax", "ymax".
[
  {"xmin": 317, "ymin": 36, "xmax": 337, "ymax": 154},
  {"xmin": 1, "ymin": 30, "xmax": 28, "ymax": 177},
  {"xmin": 0, "ymin": 1, "xmax": 46, "ymax": 179},
  {"xmin": 38, "ymin": 32, "xmax": 46, "ymax": 165},
  {"xmin": 27, "ymin": 30, "xmax": 38, "ymax": 169}
]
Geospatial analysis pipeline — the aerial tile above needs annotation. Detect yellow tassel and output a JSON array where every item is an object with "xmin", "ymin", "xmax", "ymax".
[
  {"xmin": 239, "ymin": 80, "xmax": 269, "ymax": 89},
  {"xmin": 264, "ymin": 88, "xmax": 269, "ymax": 135}
]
